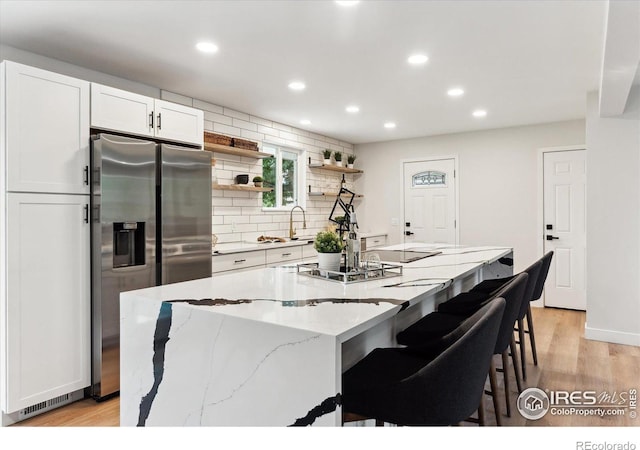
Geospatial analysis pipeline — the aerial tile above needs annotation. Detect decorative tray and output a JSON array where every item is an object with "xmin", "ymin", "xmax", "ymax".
[{"xmin": 296, "ymin": 262, "xmax": 403, "ymax": 284}]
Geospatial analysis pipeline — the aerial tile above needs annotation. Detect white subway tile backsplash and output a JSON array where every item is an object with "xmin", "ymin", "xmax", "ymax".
[
  {"xmin": 223, "ymin": 107, "xmax": 250, "ymax": 121},
  {"xmin": 249, "ymin": 116, "xmax": 273, "ymax": 127},
  {"xmin": 279, "ymin": 130, "xmax": 298, "ymax": 142},
  {"xmin": 205, "ymin": 111, "xmax": 233, "ymax": 126},
  {"xmin": 257, "ymin": 125, "xmax": 280, "ymax": 137},
  {"xmin": 212, "ymin": 196, "xmax": 233, "ymax": 207},
  {"xmin": 250, "ymin": 215, "xmax": 273, "ymax": 224},
  {"xmin": 224, "ymin": 215, "xmax": 250, "ymax": 224},
  {"xmin": 272, "ymin": 122, "xmax": 292, "ymax": 132},
  {"xmin": 233, "ymin": 118, "xmax": 258, "ymax": 132},
  {"xmin": 177, "ymin": 91, "xmax": 355, "ymax": 247},
  {"xmin": 194, "ymin": 99, "xmax": 224, "ymax": 114},
  {"xmin": 213, "ymin": 123, "xmax": 242, "ymax": 136},
  {"xmin": 240, "ymin": 130, "xmax": 265, "ymax": 142}
]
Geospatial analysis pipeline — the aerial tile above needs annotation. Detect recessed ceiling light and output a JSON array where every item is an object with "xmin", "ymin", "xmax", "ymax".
[
  {"xmin": 300, "ymin": 119, "xmax": 311, "ymax": 125},
  {"xmin": 288, "ymin": 81, "xmax": 306, "ymax": 91},
  {"xmin": 335, "ymin": 1, "xmax": 360, "ymax": 6},
  {"xmin": 407, "ymin": 54, "xmax": 429, "ymax": 65},
  {"xmin": 447, "ymin": 88, "xmax": 465, "ymax": 97},
  {"xmin": 196, "ymin": 42, "xmax": 218, "ymax": 53},
  {"xmin": 384, "ymin": 122, "xmax": 396, "ymax": 129},
  {"xmin": 472, "ymin": 109, "xmax": 487, "ymax": 118},
  {"xmin": 346, "ymin": 105, "xmax": 360, "ymax": 113}
]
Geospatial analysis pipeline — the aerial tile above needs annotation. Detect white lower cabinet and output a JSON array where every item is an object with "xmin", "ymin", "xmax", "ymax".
[
  {"xmin": 302, "ymin": 244, "xmax": 318, "ymax": 260},
  {"xmin": 265, "ymin": 247, "xmax": 302, "ymax": 266},
  {"xmin": 212, "ymin": 250, "xmax": 266, "ymax": 274},
  {"xmin": 362, "ymin": 234, "xmax": 387, "ymax": 251},
  {"xmin": 2, "ymin": 193, "xmax": 90, "ymax": 414},
  {"xmin": 212, "ymin": 244, "xmax": 317, "ymax": 274}
]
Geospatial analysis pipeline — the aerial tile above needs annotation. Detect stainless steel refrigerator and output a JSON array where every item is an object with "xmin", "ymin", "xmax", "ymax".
[{"xmin": 90, "ymin": 133, "xmax": 211, "ymax": 400}]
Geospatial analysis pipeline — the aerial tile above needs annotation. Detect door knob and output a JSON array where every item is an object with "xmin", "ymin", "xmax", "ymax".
[
  {"xmin": 546, "ymin": 235, "xmax": 559, "ymax": 241},
  {"xmin": 405, "ymin": 231, "xmax": 414, "ymax": 236}
]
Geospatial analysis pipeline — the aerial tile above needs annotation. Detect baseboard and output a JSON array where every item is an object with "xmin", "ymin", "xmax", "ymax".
[{"xmin": 584, "ymin": 324, "xmax": 640, "ymax": 347}]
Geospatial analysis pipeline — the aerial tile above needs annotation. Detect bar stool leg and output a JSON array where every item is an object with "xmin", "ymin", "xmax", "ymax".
[
  {"xmin": 478, "ymin": 400, "xmax": 486, "ymax": 426},
  {"xmin": 526, "ymin": 305, "xmax": 539, "ymax": 366},
  {"xmin": 518, "ymin": 318, "xmax": 527, "ymax": 381},
  {"xmin": 488, "ymin": 359, "xmax": 502, "ymax": 426},
  {"xmin": 510, "ymin": 337, "xmax": 523, "ymax": 394},
  {"xmin": 501, "ymin": 351, "xmax": 512, "ymax": 417}
]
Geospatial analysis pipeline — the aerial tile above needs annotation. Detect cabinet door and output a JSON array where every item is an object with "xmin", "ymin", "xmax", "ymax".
[
  {"xmin": 212, "ymin": 251, "xmax": 265, "ymax": 273},
  {"xmin": 90, "ymin": 83, "xmax": 154, "ymax": 138},
  {"xmin": 3, "ymin": 193, "xmax": 90, "ymax": 413},
  {"xmin": 154, "ymin": 99, "xmax": 203, "ymax": 146},
  {"xmin": 3, "ymin": 62, "xmax": 90, "ymax": 194},
  {"xmin": 265, "ymin": 247, "xmax": 302, "ymax": 266}
]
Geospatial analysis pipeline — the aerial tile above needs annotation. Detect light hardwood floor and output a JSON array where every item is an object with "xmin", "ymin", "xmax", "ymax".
[{"xmin": 10, "ymin": 307, "xmax": 640, "ymax": 427}]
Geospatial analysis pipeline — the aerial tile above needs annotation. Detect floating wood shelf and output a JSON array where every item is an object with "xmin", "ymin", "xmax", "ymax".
[
  {"xmin": 308, "ymin": 163, "xmax": 363, "ymax": 174},
  {"xmin": 212, "ymin": 183, "xmax": 273, "ymax": 192},
  {"xmin": 204, "ymin": 143, "xmax": 273, "ymax": 159}
]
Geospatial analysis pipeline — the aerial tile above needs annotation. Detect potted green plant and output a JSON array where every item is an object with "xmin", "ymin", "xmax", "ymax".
[
  {"xmin": 322, "ymin": 149, "xmax": 332, "ymax": 165},
  {"xmin": 252, "ymin": 176, "xmax": 263, "ymax": 187},
  {"xmin": 347, "ymin": 154, "xmax": 356, "ymax": 169},
  {"xmin": 313, "ymin": 229, "xmax": 344, "ymax": 274},
  {"xmin": 333, "ymin": 151, "xmax": 343, "ymax": 167}
]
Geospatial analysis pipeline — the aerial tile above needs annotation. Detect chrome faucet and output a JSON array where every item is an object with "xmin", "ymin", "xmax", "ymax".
[{"xmin": 289, "ymin": 206, "xmax": 307, "ymax": 239}]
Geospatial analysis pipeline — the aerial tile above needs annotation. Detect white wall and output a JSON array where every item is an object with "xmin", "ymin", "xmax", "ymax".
[
  {"xmin": 585, "ymin": 88, "xmax": 640, "ymax": 346},
  {"xmin": 354, "ymin": 120, "xmax": 585, "ymax": 274}
]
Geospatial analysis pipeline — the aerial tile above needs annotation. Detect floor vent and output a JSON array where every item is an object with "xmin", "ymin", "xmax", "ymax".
[{"xmin": 18, "ymin": 393, "xmax": 74, "ymax": 420}]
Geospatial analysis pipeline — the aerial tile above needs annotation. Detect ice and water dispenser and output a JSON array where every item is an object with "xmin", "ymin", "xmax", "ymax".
[{"xmin": 113, "ymin": 222, "xmax": 146, "ymax": 268}]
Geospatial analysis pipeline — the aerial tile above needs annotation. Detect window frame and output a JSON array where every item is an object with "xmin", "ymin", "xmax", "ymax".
[{"xmin": 260, "ymin": 143, "xmax": 307, "ymax": 212}]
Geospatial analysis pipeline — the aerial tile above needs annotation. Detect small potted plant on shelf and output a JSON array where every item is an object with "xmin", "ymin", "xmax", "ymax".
[
  {"xmin": 333, "ymin": 151, "xmax": 343, "ymax": 167},
  {"xmin": 252, "ymin": 176, "xmax": 263, "ymax": 187},
  {"xmin": 313, "ymin": 229, "xmax": 344, "ymax": 274},
  {"xmin": 323, "ymin": 149, "xmax": 332, "ymax": 165},
  {"xmin": 347, "ymin": 154, "xmax": 356, "ymax": 169}
]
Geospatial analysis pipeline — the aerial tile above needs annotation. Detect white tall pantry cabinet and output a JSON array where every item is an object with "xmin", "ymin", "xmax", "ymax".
[{"xmin": 1, "ymin": 61, "xmax": 91, "ymax": 424}]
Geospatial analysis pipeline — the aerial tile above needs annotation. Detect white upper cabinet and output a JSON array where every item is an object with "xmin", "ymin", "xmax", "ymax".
[
  {"xmin": 154, "ymin": 99, "xmax": 204, "ymax": 146},
  {"xmin": 90, "ymin": 83, "xmax": 154, "ymax": 138},
  {"xmin": 91, "ymin": 83, "xmax": 203, "ymax": 146},
  {"xmin": 2, "ymin": 61, "xmax": 90, "ymax": 195}
]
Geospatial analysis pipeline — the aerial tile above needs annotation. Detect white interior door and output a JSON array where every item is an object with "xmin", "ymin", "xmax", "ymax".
[
  {"xmin": 543, "ymin": 149, "xmax": 586, "ymax": 310},
  {"xmin": 403, "ymin": 158, "xmax": 457, "ymax": 245}
]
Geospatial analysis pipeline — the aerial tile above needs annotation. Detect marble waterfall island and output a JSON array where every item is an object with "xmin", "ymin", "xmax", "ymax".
[{"xmin": 120, "ymin": 245, "xmax": 513, "ymax": 426}]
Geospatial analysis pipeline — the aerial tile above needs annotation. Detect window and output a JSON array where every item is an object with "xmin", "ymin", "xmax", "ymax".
[
  {"xmin": 261, "ymin": 144, "xmax": 306, "ymax": 210},
  {"xmin": 412, "ymin": 170, "xmax": 446, "ymax": 187}
]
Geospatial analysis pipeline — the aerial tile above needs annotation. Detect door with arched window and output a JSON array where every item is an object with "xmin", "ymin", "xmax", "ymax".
[{"xmin": 403, "ymin": 158, "xmax": 457, "ymax": 245}]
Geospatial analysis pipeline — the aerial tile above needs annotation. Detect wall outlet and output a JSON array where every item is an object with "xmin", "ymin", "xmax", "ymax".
[{"xmin": 391, "ymin": 218, "xmax": 399, "ymax": 226}]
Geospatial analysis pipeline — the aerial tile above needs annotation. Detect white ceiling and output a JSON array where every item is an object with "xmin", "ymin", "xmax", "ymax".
[{"xmin": 0, "ymin": 0, "xmax": 609, "ymax": 144}]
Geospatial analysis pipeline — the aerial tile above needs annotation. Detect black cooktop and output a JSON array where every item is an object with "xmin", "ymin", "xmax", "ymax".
[{"xmin": 363, "ymin": 250, "xmax": 442, "ymax": 263}]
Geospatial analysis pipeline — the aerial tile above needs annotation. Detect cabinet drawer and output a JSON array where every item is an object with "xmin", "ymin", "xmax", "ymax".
[
  {"xmin": 302, "ymin": 244, "xmax": 317, "ymax": 260},
  {"xmin": 363, "ymin": 235, "xmax": 387, "ymax": 250},
  {"xmin": 212, "ymin": 251, "xmax": 265, "ymax": 273},
  {"xmin": 266, "ymin": 247, "xmax": 302, "ymax": 266}
]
